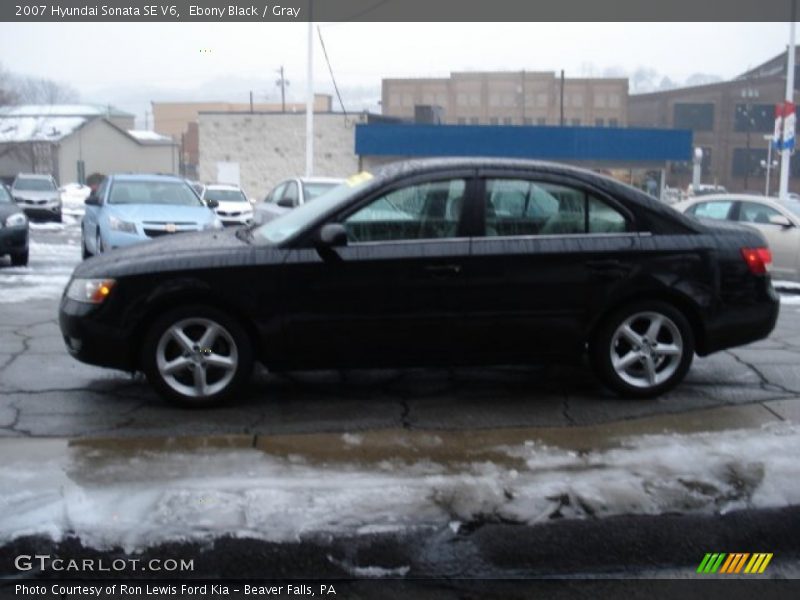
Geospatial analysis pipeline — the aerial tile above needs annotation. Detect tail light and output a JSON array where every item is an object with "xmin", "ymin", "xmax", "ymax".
[{"xmin": 741, "ymin": 247, "xmax": 772, "ymax": 275}]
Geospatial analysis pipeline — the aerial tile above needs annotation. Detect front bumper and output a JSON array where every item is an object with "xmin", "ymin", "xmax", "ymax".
[
  {"xmin": 16, "ymin": 201, "xmax": 61, "ymax": 220},
  {"xmin": 59, "ymin": 295, "xmax": 136, "ymax": 371},
  {"xmin": 0, "ymin": 225, "xmax": 29, "ymax": 255},
  {"xmin": 216, "ymin": 212, "xmax": 254, "ymax": 226}
]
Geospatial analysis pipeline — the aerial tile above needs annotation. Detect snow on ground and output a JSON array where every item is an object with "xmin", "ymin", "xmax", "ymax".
[
  {"xmin": 0, "ymin": 240, "xmax": 78, "ymax": 303},
  {"xmin": 0, "ymin": 424, "xmax": 797, "ymax": 553},
  {"xmin": 60, "ymin": 183, "xmax": 89, "ymax": 219},
  {"xmin": 774, "ymin": 280, "xmax": 800, "ymax": 291}
]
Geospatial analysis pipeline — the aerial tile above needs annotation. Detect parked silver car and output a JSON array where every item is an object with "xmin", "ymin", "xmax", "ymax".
[
  {"xmin": 11, "ymin": 173, "xmax": 62, "ymax": 222},
  {"xmin": 674, "ymin": 194, "xmax": 800, "ymax": 281}
]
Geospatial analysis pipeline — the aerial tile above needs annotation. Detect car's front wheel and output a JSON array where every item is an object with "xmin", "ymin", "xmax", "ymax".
[
  {"xmin": 591, "ymin": 301, "xmax": 694, "ymax": 398},
  {"xmin": 141, "ymin": 305, "xmax": 254, "ymax": 408},
  {"xmin": 10, "ymin": 250, "xmax": 28, "ymax": 266}
]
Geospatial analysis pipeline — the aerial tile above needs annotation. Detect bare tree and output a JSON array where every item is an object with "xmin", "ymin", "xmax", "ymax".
[{"xmin": 0, "ymin": 62, "xmax": 19, "ymax": 106}]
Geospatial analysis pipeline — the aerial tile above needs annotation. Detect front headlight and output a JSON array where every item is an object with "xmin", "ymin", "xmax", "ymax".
[
  {"xmin": 109, "ymin": 216, "xmax": 137, "ymax": 234},
  {"xmin": 4, "ymin": 213, "xmax": 27, "ymax": 227},
  {"xmin": 204, "ymin": 218, "xmax": 224, "ymax": 230},
  {"xmin": 66, "ymin": 278, "xmax": 116, "ymax": 304}
]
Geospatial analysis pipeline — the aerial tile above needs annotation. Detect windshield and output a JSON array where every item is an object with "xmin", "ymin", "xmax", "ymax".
[
  {"xmin": 205, "ymin": 188, "xmax": 248, "ymax": 203},
  {"xmin": 254, "ymin": 178, "xmax": 372, "ymax": 244},
  {"xmin": 109, "ymin": 180, "xmax": 203, "ymax": 206},
  {"xmin": 303, "ymin": 182, "xmax": 341, "ymax": 202},
  {"xmin": 14, "ymin": 178, "xmax": 56, "ymax": 192},
  {"xmin": 782, "ymin": 198, "xmax": 800, "ymax": 218},
  {"xmin": 0, "ymin": 186, "xmax": 11, "ymax": 202}
]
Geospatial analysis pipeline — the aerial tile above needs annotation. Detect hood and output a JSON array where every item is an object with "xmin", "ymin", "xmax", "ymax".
[
  {"xmin": 107, "ymin": 203, "xmax": 216, "ymax": 224},
  {"xmin": 12, "ymin": 190, "xmax": 59, "ymax": 201},
  {"xmin": 73, "ymin": 227, "xmax": 285, "ymax": 279}
]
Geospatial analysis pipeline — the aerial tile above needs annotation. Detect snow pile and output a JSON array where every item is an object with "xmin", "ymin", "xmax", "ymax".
[
  {"xmin": 0, "ymin": 241, "xmax": 78, "ymax": 303},
  {"xmin": 60, "ymin": 182, "xmax": 90, "ymax": 218},
  {"xmin": 0, "ymin": 424, "xmax": 798, "ymax": 552}
]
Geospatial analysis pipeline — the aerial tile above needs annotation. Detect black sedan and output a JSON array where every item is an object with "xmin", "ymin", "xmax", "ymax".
[
  {"xmin": 0, "ymin": 184, "xmax": 29, "ymax": 266},
  {"xmin": 59, "ymin": 158, "xmax": 779, "ymax": 407}
]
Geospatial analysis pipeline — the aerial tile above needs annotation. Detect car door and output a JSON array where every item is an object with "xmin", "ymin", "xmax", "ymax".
[
  {"xmin": 459, "ymin": 172, "xmax": 638, "ymax": 362},
  {"xmin": 279, "ymin": 172, "xmax": 476, "ymax": 368},
  {"xmin": 736, "ymin": 200, "xmax": 800, "ymax": 280}
]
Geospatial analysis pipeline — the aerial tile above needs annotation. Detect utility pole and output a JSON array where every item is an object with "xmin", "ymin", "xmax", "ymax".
[
  {"xmin": 779, "ymin": 0, "xmax": 796, "ymax": 199},
  {"xmin": 305, "ymin": 1, "xmax": 314, "ymax": 177},
  {"xmin": 276, "ymin": 66, "xmax": 289, "ymax": 113}
]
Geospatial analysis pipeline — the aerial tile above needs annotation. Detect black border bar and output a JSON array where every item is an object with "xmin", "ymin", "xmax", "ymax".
[{"xmin": 2, "ymin": 0, "xmax": 798, "ymax": 22}]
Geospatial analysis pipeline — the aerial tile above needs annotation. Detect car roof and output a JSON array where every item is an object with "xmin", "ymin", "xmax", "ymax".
[
  {"xmin": 109, "ymin": 173, "xmax": 187, "ymax": 183},
  {"xmin": 14, "ymin": 173, "xmax": 53, "ymax": 180},
  {"xmin": 205, "ymin": 184, "xmax": 243, "ymax": 191},
  {"xmin": 678, "ymin": 194, "xmax": 773, "ymax": 204},
  {"xmin": 298, "ymin": 177, "xmax": 344, "ymax": 184}
]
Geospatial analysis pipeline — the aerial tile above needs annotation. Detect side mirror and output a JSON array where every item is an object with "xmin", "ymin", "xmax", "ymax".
[
  {"xmin": 277, "ymin": 197, "xmax": 295, "ymax": 209},
  {"xmin": 318, "ymin": 223, "xmax": 348, "ymax": 247},
  {"xmin": 85, "ymin": 194, "xmax": 100, "ymax": 206},
  {"xmin": 205, "ymin": 199, "xmax": 219, "ymax": 209},
  {"xmin": 769, "ymin": 214, "xmax": 793, "ymax": 228}
]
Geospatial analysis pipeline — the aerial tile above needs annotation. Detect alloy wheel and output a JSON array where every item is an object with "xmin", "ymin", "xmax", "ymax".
[{"xmin": 609, "ymin": 311, "xmax": 683, "ymax": 389}]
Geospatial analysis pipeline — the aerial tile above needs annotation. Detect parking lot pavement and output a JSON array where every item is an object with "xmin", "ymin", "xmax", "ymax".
[{"xmin": 1, "ymin": 226, "xmax": 800, "ymax": 438}]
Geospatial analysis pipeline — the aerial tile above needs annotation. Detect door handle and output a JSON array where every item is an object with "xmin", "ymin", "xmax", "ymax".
[{"xmin": 424, "ymin": 264, "xmax": 462, "ymax": 275}]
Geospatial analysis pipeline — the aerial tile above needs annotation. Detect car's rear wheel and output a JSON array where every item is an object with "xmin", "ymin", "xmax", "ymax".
[
  {"xmin": 591, "ymin": 301, "xmax": 694, "ymax": 398},
  {"xmin": 81, "ymin": 228, "xmax": 92, "ymax": 259},
  {"xmin": 10, "ymin": 250, "xmax": 28, "ymax": 266},
  {"xmin": 141, "ymin": 305, "xmax": 253, "ymax": 408},
  {"xmin": 95, "ymin": 230, "xmax": 104, "ymax": 254}
]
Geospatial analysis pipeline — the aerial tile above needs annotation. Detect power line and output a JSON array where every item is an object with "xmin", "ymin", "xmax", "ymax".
[{"xmin": 316, "ymin": 25, "xmax": 348, "ymax": 120}]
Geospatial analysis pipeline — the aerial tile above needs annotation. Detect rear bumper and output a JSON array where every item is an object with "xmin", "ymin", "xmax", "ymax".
[{"xmin": 699, "ymin": 282, "xmax": 780, "ymax": 356}]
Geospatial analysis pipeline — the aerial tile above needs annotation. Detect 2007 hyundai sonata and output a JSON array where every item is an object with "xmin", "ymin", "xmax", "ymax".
[{"xmin": 59, "ymin": 158, "xmax": 779, "ymax": 407}]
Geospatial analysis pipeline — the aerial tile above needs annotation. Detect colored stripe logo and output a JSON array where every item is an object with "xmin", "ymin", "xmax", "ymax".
[{"xmin": 697, "ymin": 553, "xmax": 773, "ymax": 574}]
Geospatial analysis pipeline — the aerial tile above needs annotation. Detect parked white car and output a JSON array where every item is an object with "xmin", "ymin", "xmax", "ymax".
[
  {"xmin": 674, "ymin": 194, "xmax": 800, "ymax": 281},
  {"xmin": 256, "ymin": 177, "xmax": 344, "ymax": 223},
  {"xmin": 202, "ymin": 184, "xmax": 253, "ymax": 226}
]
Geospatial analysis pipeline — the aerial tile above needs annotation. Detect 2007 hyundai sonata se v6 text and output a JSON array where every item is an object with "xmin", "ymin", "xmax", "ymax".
[{"xmin": 59, "ymin": 158, "xmax": 780, "ymax": 407}]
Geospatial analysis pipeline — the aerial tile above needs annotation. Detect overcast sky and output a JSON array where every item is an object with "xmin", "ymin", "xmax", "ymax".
[{"xmin": 0, "ymin": 22, "xmax": 793, "ymax": 124}]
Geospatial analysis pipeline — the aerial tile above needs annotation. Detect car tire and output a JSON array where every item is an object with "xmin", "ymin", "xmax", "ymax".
[
  {"xmin": 590, "ymin": 301, "xmax": 694, "ymax": 398},
  {"xmin": 81, "ymin": 227, "xmax": 92, "ymax": 259},
  {"xmin": 95, "ymin": 230, "xmax": 104, "ymax": 254},
  {"xmin": 10, "ymin": 250, "xmax": 28, "ymax": 267},
  {"xmin": 141, "ymin": 305, "xmax": 254, "ymax": 408},
  {"xmin": 53, "ymin": 211, "xmax": 62, "ymax": 223}
]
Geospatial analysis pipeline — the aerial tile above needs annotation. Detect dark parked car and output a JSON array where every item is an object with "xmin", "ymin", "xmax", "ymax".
[
  {"xmin": 59, "ymin": 158, "xmax": 779, "ymax": 407},
  {"xmin": 0, "ymin": 184, "xmax": 29, "ymax": 266}
]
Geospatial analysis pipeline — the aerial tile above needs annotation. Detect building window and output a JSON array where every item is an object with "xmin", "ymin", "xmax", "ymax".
[
  {"xmin": 470, "ymin": 117, "xmax": 480, "ymax": 125},
  {"xmin": 489, "ymin": 117, "xmax": 500, "ymax": 125},
  {"xmin": 537, "ymin": 117, "xmax": 547, "ymax": 125},
  {"xmin": 734, "ymin": 104, "xmax": 775, "ymax": 133},
  {"xmin": 502, "ymin": 117, "xmax": 513, "ymax": 125},
  {"xmin": 673, "ymin": 103, "xmax": 714, "ymax": 131},
  {"xmin": 609, "ymin": 118, "xmax": 619, "ymax": 127},
  {"xmin": 523, "ymin": 117, "xmax": 533, "ymax": 125},
  {"xmin": 671, "ymin": 147, "xmax": 712, "ymax": 175},
  {"xmin": 571, "ymin": 118, "xmax": 581, "ymax": 126},
  {"xmin": 595, "ymin": 118, "xmax": 605, "ymax": 127},
  {"xmin": 457, "ymin": 117, "xmax": 467, "ymax": 125},
  {"xmin": 732, "ymin": 148, "xmax": 767, "ymax": 177}
]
